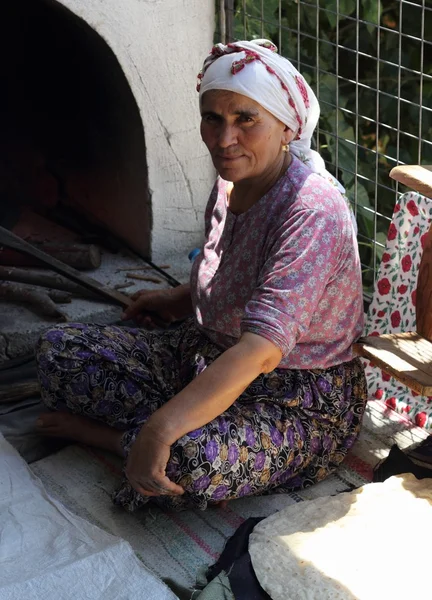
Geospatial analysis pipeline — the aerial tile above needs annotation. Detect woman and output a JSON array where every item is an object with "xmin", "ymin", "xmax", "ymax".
[{"xmin": 36, "ymin": 40, "xmax": 366, "ymax": 511}]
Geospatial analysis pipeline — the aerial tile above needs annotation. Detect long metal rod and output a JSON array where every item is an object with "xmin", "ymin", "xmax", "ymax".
[
  {"xmin": 395, "ymin": 0, "xmax": 403, "ymax": 179},
  {"xmin": 278, "ymin": 0, "xmax": 282, "ymax": 52},
  {"xmin": 297, "ymin": 0, "xmax": 301, "ymax": 69},
  {"xmin": 260, "ymin": 0, "xmax": 264, "ymax": 37},
  {"xmin": 226, "ymin": 0, "xmax": 234, "ymax": 42},
  {"xmin": 354, "ymin": 0, "xmax": 360, "ymax": 220},
  {"xmin": 373, "ymin": 5, "xmax": 381, "ymax": 276},
  {"xmin": 219, "ymin": 0, "xmax": 226, "ymax": 44},
  {"xmin": 315, "ymin": 0, "xmax": 320, "ymax": 155},
  {"xmin": 418, "ymin": 0, "xmax": 426, "ymax": 164},
  {"xmin": 335, "ymin": 0, "xmax": 340, "ymax": 177}
]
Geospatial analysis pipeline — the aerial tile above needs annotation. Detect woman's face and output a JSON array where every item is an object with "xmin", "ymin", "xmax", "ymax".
[{"xmin": 200, "ymin": 90, "xmax": 291, "ymax": 183}]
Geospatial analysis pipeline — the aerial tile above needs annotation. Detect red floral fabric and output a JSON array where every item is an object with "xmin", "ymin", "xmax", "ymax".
[{"xmin": 364, "ymin": 191, "xmax": 432, "ymax": 429}]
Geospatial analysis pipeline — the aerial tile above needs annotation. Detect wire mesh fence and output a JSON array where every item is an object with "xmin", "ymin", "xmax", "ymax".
[{"xmin": 215, "ymin": 0, "xmax": 431, "ymax": 295}]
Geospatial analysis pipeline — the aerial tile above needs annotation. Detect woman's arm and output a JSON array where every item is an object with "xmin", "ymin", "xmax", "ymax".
[
  {"xmin": 125, "ymin": 332, "xmax": 282, "ymax": 497},
  {"xmin": 149, "ymin": 331, "xmax": 282, "ymax": 444}
]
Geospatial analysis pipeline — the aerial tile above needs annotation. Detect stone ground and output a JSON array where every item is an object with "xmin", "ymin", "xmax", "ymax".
[{"xmin": 0, "ymin": 248, "xmax": 192, "ymax": 363}]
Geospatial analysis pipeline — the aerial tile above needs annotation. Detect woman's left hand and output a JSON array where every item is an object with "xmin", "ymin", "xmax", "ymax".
[{"xmin": 125, "ymin": 425, "xmax": 184, "ymax": 497}]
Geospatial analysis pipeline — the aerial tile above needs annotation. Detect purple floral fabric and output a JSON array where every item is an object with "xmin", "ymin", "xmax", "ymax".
[
  {"xmin": 37, "ymin": 319, "xmax": 367, "ymax": 511},
  {"xmin": 190, "ymin": 155, "xmax": 364, "ymax": 369}
]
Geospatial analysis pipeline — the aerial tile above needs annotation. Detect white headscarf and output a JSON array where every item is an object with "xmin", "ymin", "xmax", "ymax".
[{"xmin": 197, "ymin": 39, "xmax": 345, "ymax": 194}]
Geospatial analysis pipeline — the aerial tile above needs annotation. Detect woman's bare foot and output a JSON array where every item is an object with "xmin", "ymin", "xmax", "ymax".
[{"xmin": 36, "ymin": 412, "xmax": 125, "ymax": 457}]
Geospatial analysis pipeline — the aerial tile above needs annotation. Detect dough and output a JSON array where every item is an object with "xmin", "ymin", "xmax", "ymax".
[{"xmin": 249, "ymin": 474, "xmax": 432, "ymax": 600}]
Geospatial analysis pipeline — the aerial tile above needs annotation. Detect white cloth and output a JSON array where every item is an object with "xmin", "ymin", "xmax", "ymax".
[
  {"xmin": 0, "ymin": 433, "xmax": 177, "ymax": 600},
  {"xmin": 198, "ymin": 39, "xmax": 342, "ymax": 191}
]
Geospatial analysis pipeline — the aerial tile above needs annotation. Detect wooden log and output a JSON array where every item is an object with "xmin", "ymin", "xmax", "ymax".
[
  {"xmin": 0, "ymin": 242, "xmax": 101, "ymax": 270},
  {"xmin": 0, "ymin": 266, "xmax": 99, "ymax": 299},
  {"xmin": 0, "ymin": 282, "xmax": 69, "ymax": 320},
  {"xmin": 0, "ymin": 226, "xmax": 132, "ymax": 308},
  {"xmin": 47, "ymin": 289, "xmax": 72, "ymax": 303},
  {"xmin": 126, "ymin": 273, "xmax": 162, "ymax": 284},
  {"xmin": 0, "ymin": 380, "xmax": 40, "ymax": 404},
  {"xmin": 34, "ymin": 242, "xmax": 101, "ymax": 270}
]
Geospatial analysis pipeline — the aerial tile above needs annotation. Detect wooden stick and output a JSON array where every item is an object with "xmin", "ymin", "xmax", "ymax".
[
  {"xmin": 33, "ymin": 242, "xmax": 102, "ymax": 270},
  {"xmin": 114, "ymin": 283, "xmax": 133, "ymax": 290},
  {"xmin": 0, "ymin": 282, "xmax": 69, "ymax": 320},
  {"xmin": 0, "ymin": 226, "xmax": 132, "ymax": 308},
  {"xmin": 116, "ymin": 266, "xmax": 151, "ymax": 273},
  {"xmin": 126, "ymin": 273, "xmax": 162, "ymax": 284},
  {"xmin": 0, "ymin": 380, "xmax": 40, "ymax": 404},
  {"xmin": 116, "ymin": 264, "xmax": 170, "ymax": 273}
]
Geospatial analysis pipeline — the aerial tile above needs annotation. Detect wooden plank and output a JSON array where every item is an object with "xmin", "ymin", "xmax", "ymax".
[
  {"xmin": 389, "ymin": 165, "xmax": 432, "ymax": 198},
  {"xmin": 0, "ymin": 225, "xmax": 131, "ymax": 308},
  {"xmin": 354, "ymin": 332, "xmax": 432, "ymax": 395},
  {"xmin": 357, "ymin": 332, "xmax": 432, "ymax": 377},
  {"xmin": 354, "ymin": 345, "xmax": 432, "ymax": 395}
]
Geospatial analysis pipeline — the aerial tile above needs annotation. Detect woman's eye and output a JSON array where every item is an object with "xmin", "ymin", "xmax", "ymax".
[{"xmin": 238, "ymin": 116, "xmax": 254, "ymax": 124}]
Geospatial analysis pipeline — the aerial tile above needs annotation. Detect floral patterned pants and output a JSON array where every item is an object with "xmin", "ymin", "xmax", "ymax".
[{"xmin": 36, "ymin": 318, "xmax": 367, "ymax": 511}]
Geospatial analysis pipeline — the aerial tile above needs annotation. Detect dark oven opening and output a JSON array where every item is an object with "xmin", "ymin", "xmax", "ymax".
[{"xmin": 0, "ymin": 0, "xmax": 151, "ymax": 263}]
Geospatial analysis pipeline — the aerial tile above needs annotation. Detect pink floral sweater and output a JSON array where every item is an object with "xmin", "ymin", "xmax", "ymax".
[{"xmin": 190, "ymin": 155, "xmax": 364, "ymax": 369}]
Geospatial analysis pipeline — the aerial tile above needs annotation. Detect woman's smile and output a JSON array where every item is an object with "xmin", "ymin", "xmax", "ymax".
[{"xmin": 215, "ymin": 154, "xmax": 244, "ymax": 164}]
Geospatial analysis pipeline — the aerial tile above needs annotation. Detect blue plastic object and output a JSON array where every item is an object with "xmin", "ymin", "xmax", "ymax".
[{"xmin": 188, "ymin": 248, "xmax": 201, "ymax": 262}]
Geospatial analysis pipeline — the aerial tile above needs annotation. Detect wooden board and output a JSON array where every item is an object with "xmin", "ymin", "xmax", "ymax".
[
  {"xmin": 354, "ymin": 331, "xmax": 432, "ymax": 395},
  {"xmin": 389, "ymin": 165, "xmax": 432, "ymax": 198}
]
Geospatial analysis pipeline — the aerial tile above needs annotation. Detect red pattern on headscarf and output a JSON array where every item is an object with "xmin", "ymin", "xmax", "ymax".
[{"xmin": 197, "ymin": 42, "xmax": 303, "ymax": 138}]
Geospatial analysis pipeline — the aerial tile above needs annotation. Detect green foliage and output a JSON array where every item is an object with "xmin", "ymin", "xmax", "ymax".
[{"xmin": 216, "ymin": 0, "xmax": 431, "ymax": 293}]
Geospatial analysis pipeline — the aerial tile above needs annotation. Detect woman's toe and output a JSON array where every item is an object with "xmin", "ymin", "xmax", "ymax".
[{"xmin": 36, "ymin": 412, "xmax": 64, "ymax": 430}]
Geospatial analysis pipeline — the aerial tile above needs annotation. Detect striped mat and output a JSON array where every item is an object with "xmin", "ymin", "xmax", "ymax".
[{"xmin": 30, "ymin": 400, "xmax": 428, "ymax": 589}]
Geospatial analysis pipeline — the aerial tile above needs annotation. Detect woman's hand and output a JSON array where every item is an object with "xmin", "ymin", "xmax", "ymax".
[
  {"xmin": 121, "ymin": 284, "xmax": 192, "ymax": 328},
  {"xmin": 125, "ymin": 424, "xmax": 184, "ymax": 497}
]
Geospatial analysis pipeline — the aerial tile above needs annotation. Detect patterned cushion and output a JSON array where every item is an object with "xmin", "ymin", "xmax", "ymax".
[{"xmin": 364, "ymin": 191, "xmax": 432, "ymax": 429}]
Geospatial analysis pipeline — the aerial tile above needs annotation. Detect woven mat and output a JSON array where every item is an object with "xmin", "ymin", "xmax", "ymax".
[{"xmin": 30, "ymin": 400, "xmax": 428, "ymax": 588}]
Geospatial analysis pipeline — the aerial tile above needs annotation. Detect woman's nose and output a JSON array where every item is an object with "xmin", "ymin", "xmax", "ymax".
[{"xmin": 218, "ymin": 124, "xmax": 237, "ymax": 148}]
